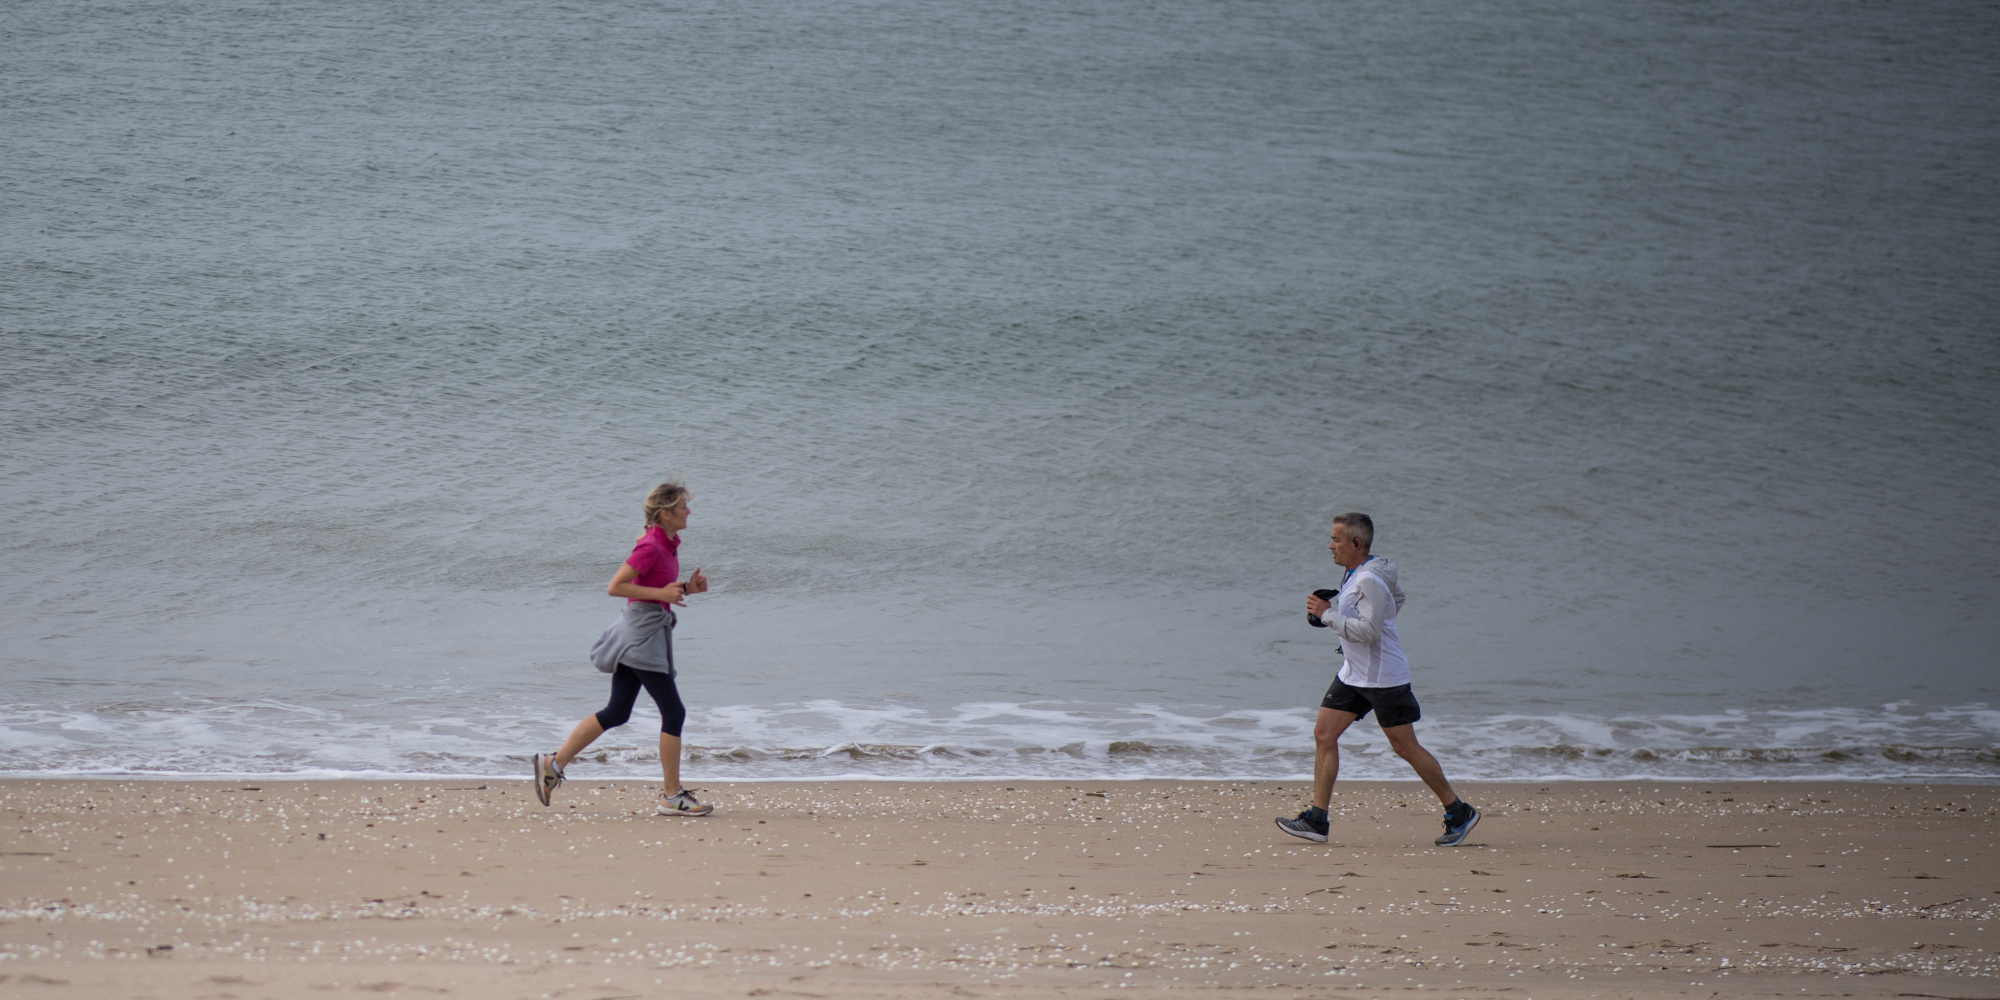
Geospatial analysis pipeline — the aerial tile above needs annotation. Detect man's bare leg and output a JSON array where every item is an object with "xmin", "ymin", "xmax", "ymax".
[
  {"xmin": 1312, "ymin": 708, "xmax": 1361, "ymax": 809},
  {"xmin": 1381, "ymin": 723, "xmax": 1457, "ymax": 806}
]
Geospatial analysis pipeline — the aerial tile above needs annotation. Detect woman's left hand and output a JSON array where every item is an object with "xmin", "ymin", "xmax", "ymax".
[{"xmin": 684, "ymin": 568, "xmax": 708, "ymax": 595}]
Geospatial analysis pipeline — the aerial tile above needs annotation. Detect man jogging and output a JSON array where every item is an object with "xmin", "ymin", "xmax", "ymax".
[{"xmin": 1276, "ymin": 512, "xmax": 1479, "ymax": 847}]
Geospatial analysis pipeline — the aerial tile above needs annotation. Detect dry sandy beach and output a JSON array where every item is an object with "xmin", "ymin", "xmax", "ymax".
[{"xmin": 2, "ymin": 779, "xmax": 1993, "ymax": 999}]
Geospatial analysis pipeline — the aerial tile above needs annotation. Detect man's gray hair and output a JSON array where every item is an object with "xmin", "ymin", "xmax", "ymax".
[{"xmin": 1332, "ymin": 512, "xmax": 1374, "ymax": 550}]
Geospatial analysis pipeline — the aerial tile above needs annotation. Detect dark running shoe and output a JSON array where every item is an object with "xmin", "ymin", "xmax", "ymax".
[
  {"xmin": 1275, "ymin": 808, "xmax": 1329, "ymax": 844},
  {"xmin": 1435, "ymin": 803, "xmax": 1479, "ymax": 846}
]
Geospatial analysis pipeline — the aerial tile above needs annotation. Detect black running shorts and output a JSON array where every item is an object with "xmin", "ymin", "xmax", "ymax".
[{"xmin": 1321, "ymin": 678, "xmax": 1422, "ymax": 728}]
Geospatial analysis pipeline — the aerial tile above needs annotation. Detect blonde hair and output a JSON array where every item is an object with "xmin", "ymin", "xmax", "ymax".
[{"xmin": 642, "ymin": 480, "xmax": 691, "ymax": 529}]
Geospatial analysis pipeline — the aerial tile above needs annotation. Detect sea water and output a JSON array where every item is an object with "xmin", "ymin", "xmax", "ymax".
[{"xmin": 4, "ymin": 0, "xmax": 1997, "ymax": 782}]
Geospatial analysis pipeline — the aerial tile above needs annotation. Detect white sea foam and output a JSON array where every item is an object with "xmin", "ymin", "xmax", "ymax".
[{"xmin": 1, "ymin": 698, "xmax": 1992, "ymax": 783}]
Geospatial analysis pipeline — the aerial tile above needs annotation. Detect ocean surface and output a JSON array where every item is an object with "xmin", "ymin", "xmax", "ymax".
[{"xmin": 4, "ymin": 0, "xmax": 1997, "ymax": 784}]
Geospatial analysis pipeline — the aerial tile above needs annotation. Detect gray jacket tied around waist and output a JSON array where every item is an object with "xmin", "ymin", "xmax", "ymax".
[{"xmin": 590, "ymin": 601, "xmax": 674, "ymax": 675}]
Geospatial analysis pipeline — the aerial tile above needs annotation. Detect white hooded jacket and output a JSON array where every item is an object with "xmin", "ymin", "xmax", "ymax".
[{"xmin": 1322, "ymin": 555, "xmax": 1410, "ymax": 688}]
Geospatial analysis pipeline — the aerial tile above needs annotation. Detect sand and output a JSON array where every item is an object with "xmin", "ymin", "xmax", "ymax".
[{"xmin": 1, "ymin": 778, "xmax": 1993, "ymax": 998}]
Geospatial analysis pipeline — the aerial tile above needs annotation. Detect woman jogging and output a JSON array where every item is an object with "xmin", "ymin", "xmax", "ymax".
[{"xmin": 533, "ymin": 481, "xmax": 713, "ymax": 817}]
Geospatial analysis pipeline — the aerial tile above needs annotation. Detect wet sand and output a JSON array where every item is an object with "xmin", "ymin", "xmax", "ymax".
[{"xmin": 1, "ymin": 779, "xmax": 1994, "ymax": 998}]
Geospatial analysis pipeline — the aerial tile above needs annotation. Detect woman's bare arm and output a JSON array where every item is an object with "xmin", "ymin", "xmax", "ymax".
[{"xmin": 606, "ymin": 562, "xmax": 684, "ymax": 605}]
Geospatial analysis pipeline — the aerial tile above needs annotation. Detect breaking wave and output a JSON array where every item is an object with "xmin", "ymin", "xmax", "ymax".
[{"xmin": 1, "ymin": 698, "xmax": 1993, "ymax": 782}]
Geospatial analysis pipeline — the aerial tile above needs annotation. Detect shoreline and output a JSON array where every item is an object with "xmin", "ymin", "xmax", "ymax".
[
  {"xmin": 3, "ymin": 778, "xmax": 1993, "ymax": 998},
  {"xmin": 11, "ymin": 701, "xmax": 1999, "ymax": 790},
  {"xmin": 5, "ymin": 770, "xmax": 1999, "ymax": 785}
]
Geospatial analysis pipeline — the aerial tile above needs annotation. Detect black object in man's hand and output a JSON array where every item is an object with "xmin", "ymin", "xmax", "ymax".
[{"xmin": 1307, "ymin": 588, "xmax": 1339, "ymax": 627}]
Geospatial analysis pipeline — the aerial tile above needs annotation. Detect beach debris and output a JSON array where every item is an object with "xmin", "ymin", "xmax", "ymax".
[{"xmin": 1912, "ymin": 897, "xmax": 1972, "ymax": 912}]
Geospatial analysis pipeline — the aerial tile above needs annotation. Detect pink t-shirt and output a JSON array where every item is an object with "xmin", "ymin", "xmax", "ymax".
[{"xmin": 624, "ymin": 526, "xmax": 680, "ymax": 605}]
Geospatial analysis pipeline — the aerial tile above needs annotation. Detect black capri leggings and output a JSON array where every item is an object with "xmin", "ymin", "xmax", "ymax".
[{"xmin": 595, "ymin": 665, "xmax": 688, "ymax": 737}]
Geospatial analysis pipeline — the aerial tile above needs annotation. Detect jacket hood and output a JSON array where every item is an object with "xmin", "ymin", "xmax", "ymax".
[{"xmin": 1360, "ymin": 556, "xmax": 1405, "ymax": 612}]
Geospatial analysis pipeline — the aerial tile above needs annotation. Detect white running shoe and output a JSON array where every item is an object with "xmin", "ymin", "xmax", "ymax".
[
  {"xmin": 657, "ymin": 788, "xmax": 713, "ymax": 817},
  {"xmin": 532, "ymin": 752, "xmax": 565, "ymax": 806}
]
